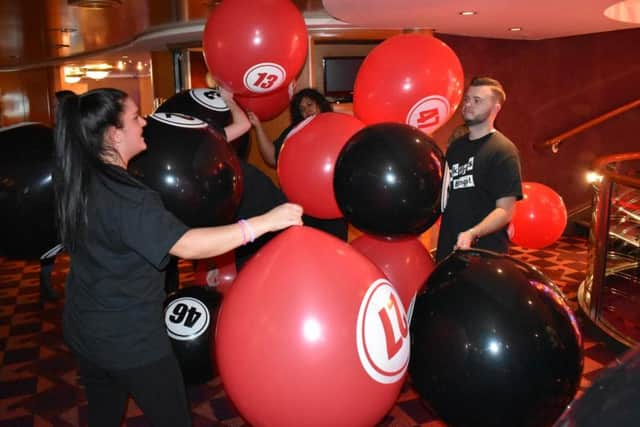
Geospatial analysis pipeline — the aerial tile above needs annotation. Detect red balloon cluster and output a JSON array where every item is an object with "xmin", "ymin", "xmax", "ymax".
[
  {"xmin": 351, "ymin": 234, "xmax": 435, "ymax": 320},
  {"xmin": 202, "ymin": 0, "xmax": 307, "ymax": 98},
  {"xmin": 353, "ymin": 34, "xmax": 464, "ymax": 135},
  {"xmin": 509, "ymin": 182, "xmax": 567, "ymax": 249},
  {"xmin": 277, "ymin": 112, "xmax": 365, "ymax": 218},
  {"xmin": 216, "ymin": 226, "xmax": 409, "ymax": 427}
]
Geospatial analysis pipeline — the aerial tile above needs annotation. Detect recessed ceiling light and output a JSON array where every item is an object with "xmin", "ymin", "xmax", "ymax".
[
  {"xmin": 459, "ymin": 11, "xmax": 477, "ymax": 16},
  {"xmin": 68, "ymin": 0, "xmax": 122, "ymax": 8},
  {"xmin": 509, "ymin": 27, "xmax": 523, "ymax": 32}
]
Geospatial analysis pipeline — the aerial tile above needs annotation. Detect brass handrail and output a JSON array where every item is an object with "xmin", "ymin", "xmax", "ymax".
[
  {"xmin": 578, "ymin": 151, "xmax": 640, "ymax": 347},
  {"xmin": 535, "ymin": 98, "xmax": 640, "ymax": 152},
  {"xmin": 593, "ymin": 152, "xmax": 640, "ymax": 188}
]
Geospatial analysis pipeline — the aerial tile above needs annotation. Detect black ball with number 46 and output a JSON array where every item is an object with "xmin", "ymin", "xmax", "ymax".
[{"xmin": 164, "ymin": 286, "xmax": 222, "ymax": 385}]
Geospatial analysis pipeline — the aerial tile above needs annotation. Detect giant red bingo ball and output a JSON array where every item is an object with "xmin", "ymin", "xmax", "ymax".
[
  {"xmin": 351, "ymin": 234, "xmax": 435, "ymax": 320},
  {"xmin": 216, "ymin": 226, "xmax": 409, "ymax": 427},
  {"xmin": 278, "ymin": 112, "xmax": 365, "ymax": 219},
  {"xmin": 510, "ymin": 182, "xmax": 568, "ymax": 249},
  {"xmin": 353, "ymin": 34, "xmax": 464, "ymax": 135},
  {"xmin": 202, "ymin": 0, "xmax": 308, "ymax": 97}
]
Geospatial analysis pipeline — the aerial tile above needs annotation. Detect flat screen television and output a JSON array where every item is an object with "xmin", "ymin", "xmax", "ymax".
[{"xmin": 322, "ymin": 56, "xmax": 365, "ymax": 102}]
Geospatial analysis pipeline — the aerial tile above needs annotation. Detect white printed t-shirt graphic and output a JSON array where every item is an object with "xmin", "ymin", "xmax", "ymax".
[{"xmin": 451, "ymin": 156, "xmax": 475, "ymax": 190}]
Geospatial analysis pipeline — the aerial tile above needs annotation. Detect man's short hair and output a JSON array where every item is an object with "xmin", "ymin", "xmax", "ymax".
[{"xmin": 469, "ymin": 77, "xmax": 506, "ymax": 105}]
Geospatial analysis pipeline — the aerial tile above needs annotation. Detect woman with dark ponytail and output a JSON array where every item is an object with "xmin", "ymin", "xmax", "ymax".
[{"xmin": 54, "ymin": 88, "xmax": 302, "ymax": 427}]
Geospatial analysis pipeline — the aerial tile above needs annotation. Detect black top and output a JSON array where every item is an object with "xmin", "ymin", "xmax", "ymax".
[
  {"xmin": 436, "ymin": 131, "xmax": 522, "ymax": 262},
  {"xmin": 63, "ymin": 165, "xmax": 189, "ymax": 370}
]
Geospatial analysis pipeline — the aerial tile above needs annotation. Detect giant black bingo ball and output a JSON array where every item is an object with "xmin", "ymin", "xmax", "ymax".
[
  {"xmin": 156, "ymin": 88, "xmax": 250, "ymax": 160},
  {"xmin": 333, "ymin": 122, "xmax": 444, "ymax": 237},
  {"xmin": 554, "ymin": 345, "xmax": 640, "ymax": 427},
  {"xmin": 409, "ymin": 249, "xmax": 584, "ymax": 427},
  {"xmin": 0, "ymin": 123, "xmax": 57, "ymax": 258},
  {"xmin": 128, "ymin": 113, "xmax": 243, "ymax": 227},
  {"xmin": 164, "ymin": 286, "xmax": 222, "ymax": 385}
]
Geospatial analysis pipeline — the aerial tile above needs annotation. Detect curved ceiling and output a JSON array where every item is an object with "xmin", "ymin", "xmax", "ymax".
[
  {"xmin": 322, "ymin": 0, "xmax": 640, "ymax": 40},
  {"xmin": 1, "ymin": 0, "xmax": 638, "ymax": 71}
]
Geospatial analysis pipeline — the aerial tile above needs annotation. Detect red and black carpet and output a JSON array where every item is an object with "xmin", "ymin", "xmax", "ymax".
[{"xmin": 0, "ymin": 236, "xmax": 629, "ymax": 426}]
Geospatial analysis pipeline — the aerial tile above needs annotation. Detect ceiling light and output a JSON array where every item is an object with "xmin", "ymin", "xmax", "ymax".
[
  {"xmin": 68, "ymin": 0, "xmax": 122, "ymax": 8},
  {"xmin": 604, "ymin": 0, "xmax": 640, "ymax": 24},
  {"xmin": 64, "ymin": 66, "xmax": 85, "ymax": 83},
  {"xmin": 509, "ymin": 27, "xmax": 523, "ymax": 32},
  {"xmin": 64, "ymin": 75, "xmax": 82, "ymax": 84},
  {"xmin": 459, "ymin": 11, "xmax": 477, "ymax": 16},
  {"xmin": 85, "ymin": 69, "xmax": 110, "ymax": 79},
  {"xmin": 83, "ymin": 63, "xmax": 112, "ymax": 80}
]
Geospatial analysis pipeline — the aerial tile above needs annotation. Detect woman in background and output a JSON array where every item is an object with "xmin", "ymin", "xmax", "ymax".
[{"xmin": 247, "ymin": 88, "xmax": 347, "ymax": 241}]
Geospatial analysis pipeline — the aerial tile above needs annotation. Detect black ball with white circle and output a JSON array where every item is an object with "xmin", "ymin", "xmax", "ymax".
[
  {"xmin": 0, "ymin": 123, "xmax": 57, "ymax": 258},
  {"xmin": 156, "ymin": 88, "xmax": 250, "ymax": 160},
  {"xmin": 129, "ymin": 113, "xmax": 243, "ymax": 227},
  {"xmin": 164, "ymin": 286, "xmax": 222, "ymax": 385},
  {"xmin": 156, "ymin": 88, "xmax": 230, "ymax": 131}
]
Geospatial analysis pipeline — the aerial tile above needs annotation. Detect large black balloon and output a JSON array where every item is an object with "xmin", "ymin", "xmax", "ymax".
[
  {"xmin": 129, "ymin": 113, "xmax": 243, "ymax": 227},
  {"xmin": 554, "ymin": 345, "xmax": 640, "ymax": 427},
  {"xmin": 156, "ymin": 88, "xmax": 250, "ymax": 159},
  {"xmin": 164, "ymin": 286, "xmax": 221, "ymax": 385},
  {"xmin": 333, "ymin": 122, "xmax": 444, "ymax": 237},
  {"xmin": 0, "ymin": 123, "xmax": 57, "ymax": 258},
  {"xmin": 410, "ymin": 249, "xmax": 583, "ymax": 427}
]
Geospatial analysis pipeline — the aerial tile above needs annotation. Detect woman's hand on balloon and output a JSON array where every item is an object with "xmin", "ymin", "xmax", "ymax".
[
  {"xmin": 246, "ymin": 111, "xmax": 261, "ymax": 127},
  {"xmin": 263, "ymin": 202, "xmax": 303, "ymax": 232},
  {"xmin": 219, "ymin": 87, "xmax": 234, "ymax": 103}
]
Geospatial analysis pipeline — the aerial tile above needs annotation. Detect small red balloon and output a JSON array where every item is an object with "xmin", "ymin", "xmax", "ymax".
[
  {"xmin": 203, "ymin": 0, "xmax": 308, "ymax": 96},
  {"xmin": 353, "ymin": 34, "xmax": 464, "ymax": 135},
  {"xmin": 277, "ymin": 112, "xmax": 365, "ymax": 218},
  {"xmin": 236, "ymin": 84, "xmax": 291, "ymax": 121},
  {"xmin": 351, "ymin": 234, "xmax": 435, "ymax": 319},
  {"xmin": 194, "ymin": 251, "xmax": 237, "ymax": 295},
  {"xmin": 216, "ymin": 226, "xmax": 409, "ymax": 427},
  {"xmin": 510, "ymin": 182, "xmax": 567, "ymax": 249}
]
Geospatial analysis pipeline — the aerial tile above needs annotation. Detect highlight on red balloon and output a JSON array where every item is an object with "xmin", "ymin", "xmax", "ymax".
[
  {"xmin": 353, "ymin": 33, "xmax": 464, "ymax": 135},
  {"xmin": 202, "ymin": 0, "xmax": 308, "ymax": 97},
  {"xmin": 509, "ymin": 182, "xmax": 568, "ymax": 249}
]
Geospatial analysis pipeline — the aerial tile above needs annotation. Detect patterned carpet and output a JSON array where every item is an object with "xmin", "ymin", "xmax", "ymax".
[{"xmin": 0, "ymin": 236, "xmax": 630, "ymax": 427}]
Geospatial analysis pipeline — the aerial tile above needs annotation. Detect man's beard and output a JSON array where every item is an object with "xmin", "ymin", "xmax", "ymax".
[{"xmin": 463, "ymin": 109, "xmax": 491, "ymax": 126}]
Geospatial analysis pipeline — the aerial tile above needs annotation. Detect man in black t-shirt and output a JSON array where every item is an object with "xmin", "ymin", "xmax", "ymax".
[{"xmin": 436, "ymin": 77, "xmax": 522, "ymax": 262}]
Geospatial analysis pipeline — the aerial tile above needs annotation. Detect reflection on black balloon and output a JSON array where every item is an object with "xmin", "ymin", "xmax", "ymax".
[
  {"xmin": 129, "ymin": 113, "xmax": 243, "ymax": 227},
  {"xmin": 410, "ymin": 249, "xmax": 583, "ymax": 427},
  {"xmin": 0, "ymin": 123, "xmax": 57, "ymax": 258},
  {"xmin": 333, "ymin": 122, "xmax": 443, "ymax": 238},
  {"xmin": 554, "ymin": 345, "xmax": 640, "ymax": 427}
]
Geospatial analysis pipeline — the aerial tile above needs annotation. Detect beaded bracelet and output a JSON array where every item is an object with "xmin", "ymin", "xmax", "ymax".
[
  {"xmin": 238, "ymin": 220, "xmax": 248, "ymax": 245},
  {"xmin": 239, "ymin": 219, "xmax": 256, "ymax": 243}
]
